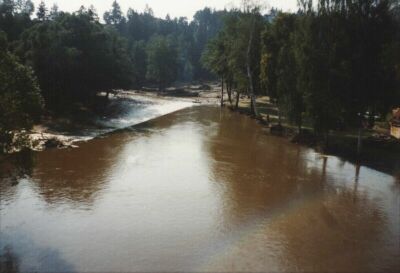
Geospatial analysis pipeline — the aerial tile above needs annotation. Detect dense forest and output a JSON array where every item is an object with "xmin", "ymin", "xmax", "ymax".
[
  {"xmin": 203, "ymin": 0, "xmax": 400, "ymax": 138},
  {"xmin": 1, "ymin": 0, "xmax": 400, "ymax": 153},
  {"xmin": 0, "ymin": 0, "xmax": 226, "ymax": 152}
]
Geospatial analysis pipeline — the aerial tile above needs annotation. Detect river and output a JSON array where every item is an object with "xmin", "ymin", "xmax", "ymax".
[{"xmin": 0, "ymin": 105, "xmax": 399, "ymax": 272}]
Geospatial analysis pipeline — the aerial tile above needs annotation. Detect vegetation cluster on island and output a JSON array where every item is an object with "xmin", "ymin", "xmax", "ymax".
[{"xmin": 0, "ymin": 0, "xmax": 399, "ymax": 163}]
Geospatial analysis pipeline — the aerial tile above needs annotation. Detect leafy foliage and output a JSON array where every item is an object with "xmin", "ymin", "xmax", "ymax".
[
  {"xmin": 146, "ymin": 35, "xmax": 178, "ymax": 90},
  {"xmin": 13, "ymin": 10, "xmax": 133, "ymax": 110},
  {"xmin": 0, "ymin": 0, "xmax": 229, "ymax": 150},
  {"xmin": 0, "ymin": 31, "xmax": 43, "ymax": 153},
  {"xmin": 203, "ymin": 0, "xmax": 400, "ymax": 134},
  {"xmin": 202, "ymin": 4, "xmax": 265, "ymax": 113}
]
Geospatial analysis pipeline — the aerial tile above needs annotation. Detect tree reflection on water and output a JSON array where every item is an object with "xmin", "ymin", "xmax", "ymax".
[
  {"xmin": 0, "ymin": 149, "xmax": 35, "ymax": 203},
  {"xmin": 0, "ymin": 246, "xmax": 19, "ymax": 273}
]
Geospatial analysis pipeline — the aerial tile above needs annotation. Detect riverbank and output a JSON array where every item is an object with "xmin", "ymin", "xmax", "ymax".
[
  {"xmin": 20, "ymin": 84, "xmax": 220, "ymax": 152},
  {"xmin": 228, "ymin": 95, "xmax": 400, "ymax": 176},
  {"xmin": 5, "ymin": 83, "xmax": 399, "ymax": 176}
]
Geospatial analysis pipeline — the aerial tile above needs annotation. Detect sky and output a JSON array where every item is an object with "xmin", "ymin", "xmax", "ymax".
[{"xmin": 32, "ymin": 0, "xmax": 298, "ymax": 20}]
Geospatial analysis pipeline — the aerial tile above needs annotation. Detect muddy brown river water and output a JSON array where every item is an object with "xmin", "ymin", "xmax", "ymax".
[{"xmin": 1, "ymin": 105, "xmax": 399, "ymax": 272}]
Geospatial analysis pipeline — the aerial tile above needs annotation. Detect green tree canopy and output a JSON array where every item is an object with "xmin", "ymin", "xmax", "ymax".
[
  {"xmin": 146, "ymin": 35, "xmax": 178, "ymax": 90},
  {"xmin": 0, "ymin": 31, "xmax": 43, "ymax": 153},
  {"xmin": 16, "ymin": 11, "xmax": 133, "ymax": 109}
]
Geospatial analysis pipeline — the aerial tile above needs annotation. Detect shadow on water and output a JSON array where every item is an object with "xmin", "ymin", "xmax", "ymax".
[
  {"xmin": 0, "ymin": 231, "xmax": 76, "ymax": 273},
  {"xmin": 0, "ymin": 246, "xmax": 19, "ymax": 273},
  {"xmin": 30, "ymin": 124, "xmax": 157, "ymax": 207},
  {"xmin": 203, "ymin": 107, "xmax": 399, "ymax": 272},
  {"xmin": 30, "ymin": 136, "xmax": 127, "ymax": 206},
  {"xmin": 0, "ymin": 149, "xmax": 35, "ymax": 203},
  {"xmin": 206, "ymin": 108, "xmax": 332, "ymax": 224},
  {"xmin": 0, "ymin": 106, "xmax": 184, "ymax": 209},
  {"xmin": 272, "ymin": 187, "xmax": 396, "ymax": 272}
]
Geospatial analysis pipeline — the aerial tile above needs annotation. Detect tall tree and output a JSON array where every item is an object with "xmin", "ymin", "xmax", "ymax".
[
  {"xmin": 202, "ymin": 32, "xmax": 229, "ymax": 106},
  {"xmin": 0, "ymin": 31, "xmax": 43, "ymax": 153},
  {"xmin": 242, "ymin": 3, "xmax": 264, "ymax": 116},
  {"xmin": 146, "ymin": 35, "xmax": 178, "ymax": 90},
  {"xmin": 103, "ymin": 0, "xmax": 124, "ymax": 25},
  {"xmin": 14, "ymin": 0, "xmax": 34, "ymax": 15},
  {"xmin": 16, "ymin": 12, "xmax": 133, "ymax": 109},
  {"xmin": 0, "ymin": 0, "xmax": 34, "ymax": 41},
  {"xmin": 49, "ymin": 3, "xmax": 59, "ymax": 20},
  {"xmin": 130, "ymin": 40, "xmax": 147, "ymax": 88},
  {"xmin": 36, "ymin": 0, "xmax": 47, "ymax": 21}
]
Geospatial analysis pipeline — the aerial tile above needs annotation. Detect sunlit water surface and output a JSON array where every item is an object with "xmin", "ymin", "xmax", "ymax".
[{"xmin": 1, "ymin": 106, "xmax": 399, "ymax": 272}]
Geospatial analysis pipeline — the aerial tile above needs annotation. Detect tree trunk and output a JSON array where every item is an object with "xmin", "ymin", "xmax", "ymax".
[
  {"xmin": 368, "ymin": 111, "xmax": 375, "ymax": 129},
  {"xmin": 221, "ymin": 76, "xmax": 224, "ymax": 107},
  {"xmin": 278, "ymin": 107, "xmax": 282, "ymax": 126},
  {"xmin": 235, "ymin": 91, "xmax": 240, "ymax": 109},
  {"xmin": 356, "ymin": 112, "xmax": 363, "ymax": 156},
  {"xmin": 324, "ymin": 131, "xmax": 329, "ymax": 150},
  {"xmin": 246, "ymin": 17, "xmax": 258, "ymax": 117},
  {"xmin": 357, "ymin": 127, "xmax": 362, "ymax": 156},
  {"xmin": 297, "ymin": 116, "xmax": 302, "ymax": 135},
  {"xmin": 227, "ymin": 81, "xmax": 232, "ymax": 105},
  {"xmin": 322, "ymin": 156, "xmax": 328, "ymax": 177}
]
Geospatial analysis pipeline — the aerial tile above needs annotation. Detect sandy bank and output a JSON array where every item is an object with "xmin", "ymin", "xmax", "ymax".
[{"xmin": 26, "ymin": 86, "xmax": 220, "ymax": 151}]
